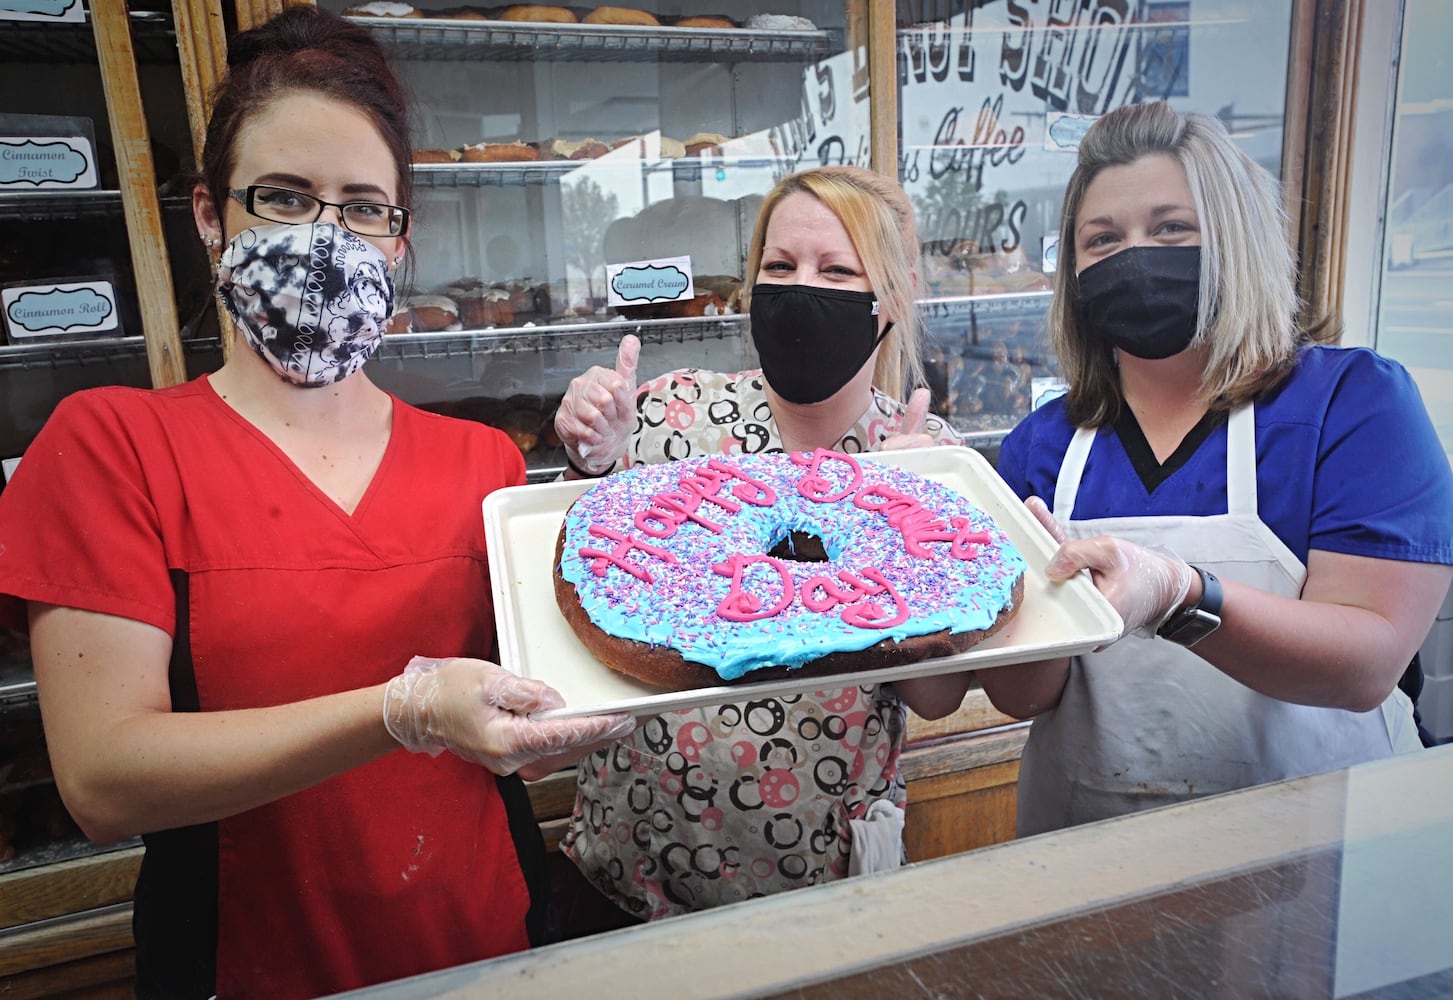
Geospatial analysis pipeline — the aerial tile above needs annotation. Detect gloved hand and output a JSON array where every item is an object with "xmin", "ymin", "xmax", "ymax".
[
  {"xmin": 1026, "ymin": 496, "xmax": 1193, "ymax": 640},
  {"xmin": 555, "ymin": 334, "xmax": 640, "ymax": 475},
  {"xmin": 383, "ymin": 656, "xmax": 636, "ymax": 775},
  {"xmin": 878, "ymin": 387, "xmax": 937, "ymax": 452}
]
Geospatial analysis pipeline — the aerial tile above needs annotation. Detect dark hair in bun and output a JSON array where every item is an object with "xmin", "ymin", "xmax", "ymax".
[{"xmin": 201, "ymin": 4, "xmax": 413, "ymax": 223}]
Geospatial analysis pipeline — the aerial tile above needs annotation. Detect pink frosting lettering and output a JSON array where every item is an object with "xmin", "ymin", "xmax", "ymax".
[
  {"xmin": 803, "ymin": 566, "xmax": 909, "ymax": 630},
  {"xmin": 853, "ymin": 484, "xmax": 957, "ymax": 557},
  {"xmin": 634, "ymin": 458, "xmax": 777, "ymax": 539},
  {"xmin": 713, "ymin": 554, "xmax": 793, "ymax": 622},
  {"xmin": 793, "ymin": 448, "xmax": 863, "ymax": 503},
  {"xmin": 579, "ymin": 526, "xmax": 678, "ymax": 582},
  {"xmin": 702, "ymin": 458, "xmax": 777, "ymax": 507},
  {"xmin": 950, "ymin": 516, "xmax": 994, "ymax": 559},
  {"xmin": 634, "ymin": 490, "xmax": 726, "ymax": 538}
]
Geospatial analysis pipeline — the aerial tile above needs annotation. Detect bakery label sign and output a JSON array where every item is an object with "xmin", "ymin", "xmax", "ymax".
[
  {"xmin": 606, "ymin": 256, "xmax": 694, "ymax": 309},
  {"xmin": 0, "ymin": 136, "xmax": 98, "ymax": 189},
  {"xmin": 2, "ymin": 280, "xmax": 121, "ymax": 342},
  {"xmin": 0, "ymin": 0, "xmax": 85, "ymax": 22}
]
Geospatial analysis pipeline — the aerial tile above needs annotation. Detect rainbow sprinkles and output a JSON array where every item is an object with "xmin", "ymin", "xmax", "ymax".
[{"xmin": 557, "ymin": 448, "xmax": 1027, "ymax": 681}]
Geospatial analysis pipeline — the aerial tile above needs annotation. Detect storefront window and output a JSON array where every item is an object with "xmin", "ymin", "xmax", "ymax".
[
  {"xmin": 1372, "ymin": 0, "xmax": 1453, "ymax": 455},
  {"xmin": 896, "ymin": 0, "xmax": 1296, "ymax": 439}
]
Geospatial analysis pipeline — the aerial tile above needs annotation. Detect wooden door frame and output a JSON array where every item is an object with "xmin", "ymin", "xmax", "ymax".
[
  {"xmin": 92, "ymin": 0, "xmax": 188, "ymax": 387},
  {"xmin": 1284, "ymin": 0, "xmax": 1366, "ymax": 335}
]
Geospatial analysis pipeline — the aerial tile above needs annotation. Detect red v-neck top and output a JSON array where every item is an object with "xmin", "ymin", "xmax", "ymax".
[{"xmin": 0, "ymin": 376, "xmax": 542, "ymax": 998}]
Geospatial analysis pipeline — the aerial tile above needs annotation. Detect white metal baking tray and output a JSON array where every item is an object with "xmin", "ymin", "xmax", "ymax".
[{"xmin": 482, "ymin": 446, "xmax": 1121, "ymax": 719}]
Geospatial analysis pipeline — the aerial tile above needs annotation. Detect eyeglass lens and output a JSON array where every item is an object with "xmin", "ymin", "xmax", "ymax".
[{"xmin": 249, "ymin": 185, "xmax": 405, "ymax": 237}]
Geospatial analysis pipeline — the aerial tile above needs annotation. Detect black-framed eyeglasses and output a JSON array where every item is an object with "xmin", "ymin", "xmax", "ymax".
[{"xmin": 228, "ymin": 184, "xmax": 410, "ymax": 238}]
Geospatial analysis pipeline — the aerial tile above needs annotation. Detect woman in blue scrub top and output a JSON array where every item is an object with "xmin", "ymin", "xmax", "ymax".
[{"xmin": 980, "ymin": 101, "xmax": 1453, "ymax": 836}]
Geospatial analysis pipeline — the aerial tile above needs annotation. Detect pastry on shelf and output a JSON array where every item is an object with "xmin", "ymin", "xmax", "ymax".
[
  {"xmin": 496, "ymin": 4, "xmax": 579, "ymax": 22},
  {"xmin": 343, "ymin": 1, "xmax": 423, "ymax": 16},
  {"xmin": 672, "ymin": 14, "xmax": 736, "ymax": 28},
  {"xmin": 614, "ymin": 285, "xmax": 730, "ymax": 320},
  {"xmin": 683, "ymin": 131, "xmax": 731, "ymax": 156},
  {"xmin": 458, "ymin": 287, "xmax": 515, "ymax": 328},
  {"xmin": 541, "ymin": 137, "xmax": 611, "ymax": 160},
  {"xmin": 693, "ymin": 273, "xmax": 742, "ymax": 310},
  {"xmin": 583, "ymin": 6, "xmax": 659, "ymax": 25},
  {"xmin": 744, "ymin": 12, "xmax": 816, "ymax": 30},
  {"xmin": 403, "ymin": 294, "xmax": 461, "ymax": 332},
  {"xmin": 459, "ymin": 141, "xmax": 542, "ymax": 163},
  {"xmin": 499, "ymin": 408, "xmax": 543, "ymax": 454},
  {"xmin": 412, "ymin": 147, "xmax": 461, "ymax": 163},
  {"xmin": 498, "ymin": 281, "xmax": 540, "ymax": 316},
  {"xmin": 384, "ymin": 303, "xmax": 413, "ymax": 334}
]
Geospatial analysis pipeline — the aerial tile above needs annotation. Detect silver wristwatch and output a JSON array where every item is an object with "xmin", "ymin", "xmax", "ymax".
[{"xmin": 1157, "ymin": 566, "xmax": 1223, "ymax": 647}]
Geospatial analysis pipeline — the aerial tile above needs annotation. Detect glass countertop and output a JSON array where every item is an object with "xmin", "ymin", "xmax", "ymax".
[{"xmin": 334, "ymin": 743, "xmax": 1453, "ymax": 999}]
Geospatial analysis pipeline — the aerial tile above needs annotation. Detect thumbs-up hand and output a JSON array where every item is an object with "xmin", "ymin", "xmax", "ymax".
[
  {"xmin": 879, "ymin": 387, "xmax": 937, "ymax": 452},
  {"xmin": 555, "ymin": 334, "xmax": 640, "ymax": 476}
]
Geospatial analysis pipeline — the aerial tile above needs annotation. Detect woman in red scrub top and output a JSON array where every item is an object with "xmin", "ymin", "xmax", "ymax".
[{"xmin": 0, "ymin": 8, "xmax": 632, "ymax": 998}]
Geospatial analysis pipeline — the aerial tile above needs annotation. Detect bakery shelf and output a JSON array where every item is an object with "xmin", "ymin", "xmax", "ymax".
[
  {"xmin": 0, "ymin": 10, "xmax": 177, "ymax": 64},
  {"xmin": 0, "ymin": 336, "xmax": 216, "ymax": 373},
  {"xmin": 354, "ymin": 17, "xmax": 836, "ymax": 63},
  {"xmin": 377, "ymin": 312, "xmax": 741, "ymax": 361},
  {"xmin": 0, "ymin": 192, "xmax": 192, "ymax": 223},
  {"xmin": 412, "ymin": 155, "xmax": 800, "ymax": 188},
  {"xmin": 0, "ymin": 191, "xmax": 123, "ymax": 223},
  {"xmin": 0, "ymin": 658, "xmax": 37, "ymax": 717}
]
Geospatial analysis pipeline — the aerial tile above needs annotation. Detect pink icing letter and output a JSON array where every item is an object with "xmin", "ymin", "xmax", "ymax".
[
  {"xmin": 949, "ymin": 516, "xmax": 994, "ymax": 560},
  {"xmin": 792, "ymin": 448, "xmax": 863, "ymax": 504},
  {"xmin": 713, "ymin": 554, "xmax": 794, "ymax": 622},
  {"xmin": 579, "ymin": 526, "xmax": 677, "ymax": 582}
]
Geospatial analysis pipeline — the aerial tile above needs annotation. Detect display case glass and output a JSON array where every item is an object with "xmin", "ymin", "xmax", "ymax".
[
  {"xmin": 896, "ymin": 0, "xmax": 1296, "ymax": 442},
  {"xmin": 322, "ymin": 1, "xmax": 875, "ymax": 480}
]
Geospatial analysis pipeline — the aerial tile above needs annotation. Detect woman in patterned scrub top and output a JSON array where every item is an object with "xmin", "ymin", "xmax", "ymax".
[{"xmin": 552, "ymin": 166, "xmax": 979, "ymax": 928}]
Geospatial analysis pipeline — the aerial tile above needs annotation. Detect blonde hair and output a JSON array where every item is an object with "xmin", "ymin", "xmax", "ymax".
[
  {"xmin": 744, "ymin": 165, "xmax": 924, "ymax": 400},
  {"xmin": 1052, "ymin": 102, "xmax": 1302, "ymax": 427}
]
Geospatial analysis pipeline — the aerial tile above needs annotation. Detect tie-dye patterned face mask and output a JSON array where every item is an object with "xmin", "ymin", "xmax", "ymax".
[{"xmin": 217, "ymin": 222, "xmax": 394, "ymax": 388}]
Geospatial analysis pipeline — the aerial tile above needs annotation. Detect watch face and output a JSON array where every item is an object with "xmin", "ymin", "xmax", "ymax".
[{"xmin": 1160, "ymin": 608, "xmax": 1220, "ymax": 646}]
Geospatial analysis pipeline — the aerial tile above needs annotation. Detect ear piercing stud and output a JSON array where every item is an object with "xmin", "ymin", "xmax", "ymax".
[{"xmin": 203, "ymin": 235, "xmax": 221, "ymax": 249}]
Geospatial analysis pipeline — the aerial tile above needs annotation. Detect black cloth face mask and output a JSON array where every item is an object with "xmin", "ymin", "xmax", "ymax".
[
  {"xmin": 1076, "ymin": 245, "xmax": 1202, "ymax": 360},
  {"xmin": 750, "ymin": 284, "xmax": 892, "ymax": 405}
]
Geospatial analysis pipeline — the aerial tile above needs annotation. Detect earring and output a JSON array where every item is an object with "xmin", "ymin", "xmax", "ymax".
[{"xmin": 202, "ymin": 234, "xmax": 220, "ymax": 249}]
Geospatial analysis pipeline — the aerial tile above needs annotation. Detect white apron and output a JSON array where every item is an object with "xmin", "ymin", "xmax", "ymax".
[{"xmin": 1017, "ymin": 404, "xmax": 1421, "ymax": 836}]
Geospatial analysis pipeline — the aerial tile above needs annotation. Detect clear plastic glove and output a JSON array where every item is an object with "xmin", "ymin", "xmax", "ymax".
[
  {"xmin": 383, "ymin": 656, "xmax": 636, "ymax": 775},
  {"xmin": 1026, "ymin": 496, "xmax": 1193, "ymax": 640},
  {"xmin": 555, "ymin": 334, "xmax": 640, "ymax": 475},
  {"xmin": 879, "ymin": 387, "xmax": 937, "ymax": 452}
]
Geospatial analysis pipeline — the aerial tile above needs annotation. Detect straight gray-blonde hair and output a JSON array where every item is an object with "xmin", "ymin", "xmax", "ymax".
[
  {"xmin": 1052, "ymin": 102, "xmax": 1304, "ymax": 427},
  {"xmin": 744, "ymin": 165, "xmax": 924, "ymax": 401}
]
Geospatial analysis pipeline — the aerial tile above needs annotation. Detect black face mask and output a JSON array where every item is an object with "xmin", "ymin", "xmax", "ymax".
[
  {"xmin": 1076, "ymin": 245, "xmax": 1202, "ymax": 360},
  {"xmin": 750, "ymin": 284, "xmax": 892, "ymax": 404}
]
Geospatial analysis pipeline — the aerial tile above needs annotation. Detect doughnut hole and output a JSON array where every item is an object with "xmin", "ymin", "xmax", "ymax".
[{"xmin": 766, "ymin": 530, "xmax": 829, "ymax": 563}]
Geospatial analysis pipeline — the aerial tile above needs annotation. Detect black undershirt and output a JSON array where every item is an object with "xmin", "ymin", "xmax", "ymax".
[{"xmin": 1113, "ymin": 405, "xmax": 1228, "ymax": 494}]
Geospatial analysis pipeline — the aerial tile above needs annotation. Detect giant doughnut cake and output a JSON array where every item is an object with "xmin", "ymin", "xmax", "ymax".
[{"xmin": 554, "ymin": 448, "xmax": 1026, "ymax": 689}]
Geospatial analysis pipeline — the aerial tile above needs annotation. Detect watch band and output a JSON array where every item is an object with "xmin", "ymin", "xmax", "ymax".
[
  {"xmin": 1189, "ymin": 566, "xmax": 1222, "ymax": 616},
  {"xmin": 1157, "ymin": 566, "xmax": 1223, "ymax": 646},
  {"xmin": 565, "ymin": 453, "xmax": 606, "ymax": 479}
]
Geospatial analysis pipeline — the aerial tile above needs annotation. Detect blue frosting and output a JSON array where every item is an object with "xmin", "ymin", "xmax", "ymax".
[{"xmin": 559, "ymin": 450, "xmax": 1026, "ymax": 680}]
